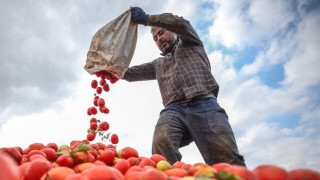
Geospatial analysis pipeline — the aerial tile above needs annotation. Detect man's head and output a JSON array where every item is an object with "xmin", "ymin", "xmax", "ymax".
[{"xmin": 151, "ymin": 27, "xmax": 177, "ymax": 54}]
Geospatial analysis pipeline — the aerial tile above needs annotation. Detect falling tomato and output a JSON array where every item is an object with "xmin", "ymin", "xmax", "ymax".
[{"xmin": 111, "ymin": 134, "xmax": 119, "ymax": 144}]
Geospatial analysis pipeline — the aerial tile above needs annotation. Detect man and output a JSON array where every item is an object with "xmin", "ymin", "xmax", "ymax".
[{"xmin": 122, "ymin": 7, "xmax": 246, "ymax": 166}]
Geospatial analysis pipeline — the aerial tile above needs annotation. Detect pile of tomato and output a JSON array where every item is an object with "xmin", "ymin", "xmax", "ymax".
[{"xmin": 1, "ymin": 140, "xmax": 320, "ymax": 180}]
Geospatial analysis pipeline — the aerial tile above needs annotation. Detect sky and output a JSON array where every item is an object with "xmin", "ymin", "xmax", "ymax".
[{"xmin": 0, "ymin": 0, "xmax": 319, "ymax": 172}]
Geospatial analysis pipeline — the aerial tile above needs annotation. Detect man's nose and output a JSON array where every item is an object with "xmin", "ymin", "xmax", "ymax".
[{"xmin": 158, "ymin": 37, "xmax": 164, "ymax": 44}]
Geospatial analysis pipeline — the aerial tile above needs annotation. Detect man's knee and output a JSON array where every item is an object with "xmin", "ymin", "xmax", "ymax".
[{"xmin": 152, "ymin": 132, "xmax": 168, "ymax": 151}]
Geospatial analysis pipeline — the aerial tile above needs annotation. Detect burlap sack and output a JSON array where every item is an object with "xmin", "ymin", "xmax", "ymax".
[{"xmin": 84, "ymin": 9, "xmax": 138, "ymax": 79}]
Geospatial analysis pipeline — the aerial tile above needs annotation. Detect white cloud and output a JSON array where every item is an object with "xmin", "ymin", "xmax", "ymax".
[
  {"xmin": 282, "ymin": 11, "xmax": 320, "ymax": 90},
  {"xmin": 208, "ymin": 0, "xmax": 257, "ymax": 48},
  {"xmin": 208, "ymin": 0, "xmax": 296, "ymax": 49},
  {"xmin": 248, "ymin": 0, "xmax": 295, "ymax": 31},
  {"xmin": 239, "ymin": 123, "xmax": 320, "ymax": 170}
]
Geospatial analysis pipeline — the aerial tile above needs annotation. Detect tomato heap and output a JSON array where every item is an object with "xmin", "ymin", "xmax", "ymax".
[
  {"xmin": 86, "ymin": 71, "xmax": 119, "ymax": 144},
  {"xmin": 1, "ymin": 141, "xmax": 320, "ymax": 180}
]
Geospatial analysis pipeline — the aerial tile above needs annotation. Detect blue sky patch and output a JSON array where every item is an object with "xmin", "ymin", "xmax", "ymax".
[
  {"xmin": 233, "ymin": 46, "xmax": 260, "ymax": 69},
  {"xmin": 266, "ymin": 113, "xmax": 300, "ymax": 129},
  {"xmin": 257, "ymin": 63, "xmax": 285, "ymax": 88}
]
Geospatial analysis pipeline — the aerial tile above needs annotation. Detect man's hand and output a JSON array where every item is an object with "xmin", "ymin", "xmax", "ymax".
[{"xmin": 131, "ymin": 7, "xmax": 148, "ymax": 25}]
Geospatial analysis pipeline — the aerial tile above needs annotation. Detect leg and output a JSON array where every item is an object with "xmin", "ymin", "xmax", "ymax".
[
  {"xmin": 152, "ymin": 105, "xmax": 191, "ymax": 164},
  {"xmin": 188, "ymin": 98, "xmax": 246, "ymax": 166}
]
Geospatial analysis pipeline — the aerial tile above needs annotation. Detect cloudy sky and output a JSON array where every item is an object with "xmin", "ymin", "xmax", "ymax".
[{"xmin": 1, "ymin": 0, "xmax": 319, "ymax": 171}]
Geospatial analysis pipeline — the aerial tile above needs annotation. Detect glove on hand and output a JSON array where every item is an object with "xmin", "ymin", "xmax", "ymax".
[{"xmin": 131, "ymin": 7, "xmax": 148, "ymax": 25}]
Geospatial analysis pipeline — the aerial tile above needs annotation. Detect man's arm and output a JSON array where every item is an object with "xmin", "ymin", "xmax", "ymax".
[
  {"xmin": 130, "ymin": 7, "xmax": 202, "ymax": 45},
  {"xmin": 147, "ymin": 13, "xmax": 203, "ymax": 46},
  {"xmin": 122, "ymin": 61, "xmax": 156, "ymax": 82}
]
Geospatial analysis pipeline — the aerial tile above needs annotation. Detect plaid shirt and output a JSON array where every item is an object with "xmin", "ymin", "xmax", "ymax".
[{"xmin": 123, "ymin": 13, "xmax": 219, "ymax": 106}]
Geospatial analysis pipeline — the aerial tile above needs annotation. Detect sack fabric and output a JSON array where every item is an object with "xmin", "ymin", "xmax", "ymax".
[{"xmin": 84, "ymin": 9, "xmax": 138, "ymax": 79}]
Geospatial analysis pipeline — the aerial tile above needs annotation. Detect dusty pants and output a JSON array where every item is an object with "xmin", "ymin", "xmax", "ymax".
[{"xmin": 152, "ymin": 97, "xmax": 246, "ymax": 166}]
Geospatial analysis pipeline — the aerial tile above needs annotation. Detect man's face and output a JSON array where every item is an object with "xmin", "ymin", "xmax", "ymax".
[{"xmin": 152, "ymin": 27, "xmax": 177, "ymax": 53}]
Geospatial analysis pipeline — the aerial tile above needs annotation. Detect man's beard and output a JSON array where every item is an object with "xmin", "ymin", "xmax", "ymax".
[{"xmin": 160, "ymin": 36, "xmax": 177, "ymax": 54}]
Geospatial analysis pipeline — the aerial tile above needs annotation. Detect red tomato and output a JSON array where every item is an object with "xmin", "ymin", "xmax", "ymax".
[
  {"xmin": 103, "ymin": 84, "xmax": 110, "ymax": 92},
  {"xmin": 91, "ymin": 80, "xmax": 98, "ymax": 89},
  {"xmin": 110, "ymin": 134, "xmax": 119, "ymax": 144},
  {"xmin": 104, "ymin": 72, "xmax": 112, "ymax": 80},
  {"xmin": 93, "ymin": 98, "xmax": 98, "ymax": 106},
  {"xmin": 99, "ymin": 121, "xmax": 109, "ymax": 131},
  {"xmin": 95, "ymin": 71, "xmax": 102, "ymax": 77},
  {"xmin": 87, "ymin": 132, "xmax": 96, "ymax": 142},
  {"xmin": 96, "ymin": 87, "xmax": 102, "ymax": 94},
  {"xmin": 0, "ymin": 152, "xmax": 20, "ymax": 180},
  {"xmin": 98, "ymin": 149, "xmax": 115, "ymax": 166},
  {"xmin": 46, "ymin": 143, "xmax": 58, "ymax": 152},
  {"xmin": 87, "ymin": 108, "xmax": 92, "ymax": 116},
  {"xmin": 110, "ymin": 76, "xmax": 118, "ymax": 84},
  {"xmin": 0, "ymin": 147, "xmax": 22, "ymax": 165},
  {"xmin": 101, "ymin": 107, "xmax": 109, "ymax": 114},
  {"xmin": 97, "ymin": 98, "xmax": 105, "ymax": 107},
  {"xmin": 100, "ymin": 79, "xmax": 107, "ymax": 86},
  {"xmin": 100, "ymin": 72, "xmax": 106, "ymax": 79},
  {"xmin": 90, "ymin": 122, "xmax": 98, "ymax": 130},
  {"xmin": 90, "ymin": 118, "xmax": 97, "ymax": 123},
  {"xmin": 89, "ymin": 107, "xmax": 97, "ymax": 115},
  {"xmin": 56, "ymin": 154, "xmax": 74, "ymax": 168}
]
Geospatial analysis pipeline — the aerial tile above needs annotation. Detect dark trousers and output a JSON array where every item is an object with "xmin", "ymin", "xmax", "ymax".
[{"xmin": 152, "ymin": 97, "xmax": 246, "ymax": 166}]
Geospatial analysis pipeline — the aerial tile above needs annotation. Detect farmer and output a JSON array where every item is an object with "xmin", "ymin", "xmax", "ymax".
[{"xmin": 122, "ymin": 7, "xmax": 246, "ymax": 166}]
